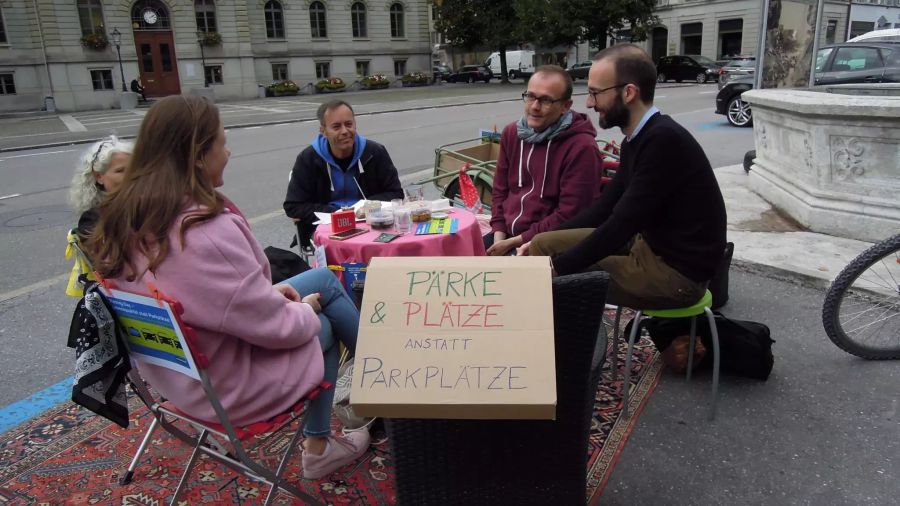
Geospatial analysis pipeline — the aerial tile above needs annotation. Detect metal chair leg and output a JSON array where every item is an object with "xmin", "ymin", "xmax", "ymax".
[
  {"xmin": 686, "ymin": 315, "xmax": 698, "ymax": 382},
  {"xmin": 263, "ymin": 419, "xmax": 306, "ymax": 506},
  {"xmin": 610, "ymin": 306, "xmax": 623, "ymax": 382},
  {"xmin": 704, "ymin": 307, "xmax": 720, "ymax": 421},
  {"xmin": 170, "ymin": 429, "xmax": 209, "ymax": 505},
  {"xmin": 120, "ymin": 416, "xmax": 159, "ymax": 485},
  {"xmin": 622, "ymin": 311, "xmax": 643, "ymax": 419}
]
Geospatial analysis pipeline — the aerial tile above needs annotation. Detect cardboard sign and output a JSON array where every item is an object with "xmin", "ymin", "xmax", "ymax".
[{"xmin": 350, "ymin": 256, "xmax": 556, "ymax": 419}]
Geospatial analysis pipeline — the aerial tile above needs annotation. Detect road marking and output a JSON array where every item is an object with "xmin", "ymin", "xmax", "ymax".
[
  {"xmin": 131, "ymin": 110, "xmax": 147, "ymax": 117},
  {"xmin": 75, "ymin": 118, "xmax": 143, "ymax": 127},
  {"xmin": 0, "ymin": 273, "xmax": 70, "ymax": 304},
  {"xmin": 0, "ymin": 148, "xmax": 77, "ymax": 161},
  {"xmin": 0, "ymin": 376, "xmax": 73, "ymax": 435},
  {"xmin": 698, "ymin": 91, "xmax": 718, "ymax": 95},
  {"xmin": 0, "ymin": 193, "xmax": 21, "ymax": 200},
  {"xmin": 223, "ymin": 104, "xmax": 292, "ymax": 114},
  {"xmin": 59, "ymin": 115, "xmax": 87, "ymax": 132}
]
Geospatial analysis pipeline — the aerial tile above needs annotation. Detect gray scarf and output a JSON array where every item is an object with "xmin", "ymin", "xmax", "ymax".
[{"xmin": 516, "ymin": 111, "xmax": 573, "ymax": 144}]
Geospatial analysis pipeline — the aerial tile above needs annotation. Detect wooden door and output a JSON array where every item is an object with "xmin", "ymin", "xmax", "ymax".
[{"xmin": 133, "ymin": 31, "xmax": 180, "ymax": 97}]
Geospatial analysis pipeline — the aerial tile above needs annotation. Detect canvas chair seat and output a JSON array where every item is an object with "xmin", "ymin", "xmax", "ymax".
[{"xmin": 158, "ymin": 380, "xmax": 331, "ymax": 442}]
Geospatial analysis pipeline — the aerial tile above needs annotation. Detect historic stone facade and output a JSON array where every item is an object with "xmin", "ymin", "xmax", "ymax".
[{"xmin": 0, "ymin": 0, "xmax": 432, "ymax": 112}]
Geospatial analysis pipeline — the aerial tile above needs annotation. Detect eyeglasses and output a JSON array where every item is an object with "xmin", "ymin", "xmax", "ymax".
[
  {"xmin": 521, "ymin": 92, "xmax": 566, "ymax": 108},
  {"xmin": 90, "ymin": 141, "xmax": 109, "ymax": 173},
  {"xmin": 587, "ymin": 83, "xmax": 628, "ymax": 101}
]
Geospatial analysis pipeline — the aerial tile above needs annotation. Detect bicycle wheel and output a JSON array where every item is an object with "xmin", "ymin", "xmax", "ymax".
[{"xmin": 822, "ymin": 233, "xmax": 900, "ymax": 359}]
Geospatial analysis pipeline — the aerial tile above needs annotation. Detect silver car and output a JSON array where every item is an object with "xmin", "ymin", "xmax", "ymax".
[{"xmin": 718, "ymin": 58, "xmax": 756, "ymax": 89}]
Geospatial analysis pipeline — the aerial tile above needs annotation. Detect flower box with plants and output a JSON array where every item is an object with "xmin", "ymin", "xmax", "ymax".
[
  {"xmin": 267, "ymin": 80, "xmax": 300, "ymax": 97},
  {"xmin": 361, "ymin": 74, "xmax": 390, "ymax": 90},
  {"xmin": 81, "ymin": 33, "xmax": 109, "ymax": 51},
  {"xmin": 198, "ymin": 31, "xmax": 222, "ymax": 46},
  {"xmin": 315, "ymin": 77, "xmax": 346, "ymax": 93},
  {"xmin": 401, "ymin": 71, "xmax": 430, "ymax": 87}
]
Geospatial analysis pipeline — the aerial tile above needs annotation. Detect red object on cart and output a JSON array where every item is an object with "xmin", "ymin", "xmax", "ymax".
[{"xmin": 458, "ymin": 164, "xmax": 484, "ymax": 213}]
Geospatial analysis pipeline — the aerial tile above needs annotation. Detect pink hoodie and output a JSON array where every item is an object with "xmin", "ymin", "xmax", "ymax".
[
  {"xmin": 490, "ymin": 112, "xmax": 603, "ymax": 242},
  {"xmin": 114, "ymin": 204, "xmax": 324, "ymax": 426}
]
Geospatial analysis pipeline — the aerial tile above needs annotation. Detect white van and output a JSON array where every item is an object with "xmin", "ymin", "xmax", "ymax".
[{"xmin": 484, "ymin": 50, "xmax": 536, "ymax": 79}]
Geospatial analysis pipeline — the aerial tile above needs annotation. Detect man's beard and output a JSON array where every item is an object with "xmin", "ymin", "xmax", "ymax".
[{"xmin": 597, "ymin": 93, "xmax": 630, "ymax": 130}]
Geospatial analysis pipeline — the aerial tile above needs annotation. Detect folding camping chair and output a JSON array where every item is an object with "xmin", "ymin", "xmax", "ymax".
[{"xmin": 104, "ymin": 283, "xmax": 331, "ymax": 506}]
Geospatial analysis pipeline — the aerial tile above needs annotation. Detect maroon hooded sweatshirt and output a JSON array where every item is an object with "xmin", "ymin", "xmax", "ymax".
[{"xmin": 490, "ymin": 111, "xmax": 603, "ymax": 243}]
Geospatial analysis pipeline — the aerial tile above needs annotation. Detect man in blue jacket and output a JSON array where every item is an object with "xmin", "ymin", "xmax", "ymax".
[{"xmin": 284, "ymin": 100, "xmax": 403, "ymax": 230}]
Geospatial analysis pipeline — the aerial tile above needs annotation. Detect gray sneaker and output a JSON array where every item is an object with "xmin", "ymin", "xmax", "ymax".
[{"xmin": 301, "ymin": 430, "xmax": 371, "ymax": 480}]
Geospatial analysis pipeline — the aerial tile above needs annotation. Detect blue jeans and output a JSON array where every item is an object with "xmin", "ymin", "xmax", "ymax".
[{"xmin": 280, "ymin": 268, "xmax": 359, "ymax": 437}]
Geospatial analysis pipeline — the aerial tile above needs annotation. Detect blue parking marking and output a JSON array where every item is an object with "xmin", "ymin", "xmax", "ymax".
[{"xmin": 0, "ymin": 377, "xmax": 73, "ymax": 434}]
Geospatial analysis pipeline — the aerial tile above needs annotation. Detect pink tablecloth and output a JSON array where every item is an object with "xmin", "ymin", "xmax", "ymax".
[{"xmin": 314, "ymin": 209, "xmax": 486, "ymax": 266}]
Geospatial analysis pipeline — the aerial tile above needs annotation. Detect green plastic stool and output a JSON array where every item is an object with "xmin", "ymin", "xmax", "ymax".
[{"xmin": 611, "ymin": 290, "xmax": 721, "ymax": 420}]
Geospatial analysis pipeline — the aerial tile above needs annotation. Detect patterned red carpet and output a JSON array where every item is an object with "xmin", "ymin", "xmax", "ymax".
[{"xmin": 0, "ymin": 329, "xmax": 660, "ymax": 505}]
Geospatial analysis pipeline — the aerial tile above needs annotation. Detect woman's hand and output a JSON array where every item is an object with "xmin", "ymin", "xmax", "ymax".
[
  {"xmin": 274, "ymin": 284, "xmax": 302, "ymax": 302},
  {"xmin": 302, "ymin": 293, "xmax": 322, "ymax": 313}
]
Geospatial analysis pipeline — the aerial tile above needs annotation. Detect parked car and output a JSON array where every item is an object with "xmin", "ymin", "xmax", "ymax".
[
  {"xmin": 448, "ymin": 65, "xmax": 492, "ymax": 83},
  {"xmin": 567, "ymin": 61, "xmax": 592, "ymax": 80},
  {"xmin": 847, "ymin": 28, "xmax": 900, "ymax": 44},
  {"xmin": 715, "ymin": 75, "xmax": 754, "ymax": 127},
  {"xmin": 484, "ymin": 50, "xmax": 535, "ymax": 79},
  {"xmin": 814, "ymin": 42, "xmax": 900, "ymax": 85},
  {"xmin": 433, "ymin": 65, "xmax": 452, "ymax": 82},
  {"xmin": 718, "ymin": 57, "xmax": 757, "ymax": 89},
  {"xmin": 656, "ymin": 55, "xmax": 721, "ymax": 83}
]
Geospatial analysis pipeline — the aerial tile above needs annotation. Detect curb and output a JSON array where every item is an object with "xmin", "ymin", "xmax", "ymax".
[
  {"xmin": 0, "ymin": 94, "xmax": 525, "ymax": 153},
  {"xmin": 732, "ymin": 258, "xmax": 832, "ymax": 291}
]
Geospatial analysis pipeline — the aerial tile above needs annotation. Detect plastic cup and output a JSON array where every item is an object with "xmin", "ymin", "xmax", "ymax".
[
  {"xmin": 394, "ymin": 207, "xmax": 412, "ymax": 234},
  {"xmin": 404, "ymin": 184, "xmax": 424, "ymax": 204}
]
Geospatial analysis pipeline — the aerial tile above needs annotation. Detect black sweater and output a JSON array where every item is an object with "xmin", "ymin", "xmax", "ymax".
[
  {"xmin": 283, "ymin": 140, "xmax": 404, "ymax": 226},
  {"xmin": 553, "ymin": 113, "xmax": 726, "ymax": 283}
]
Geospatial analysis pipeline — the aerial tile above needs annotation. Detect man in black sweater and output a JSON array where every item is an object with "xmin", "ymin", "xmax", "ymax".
[
  {"xmin": 528, "ymin": 44, "xmax": 727, "ymax": 309},
  {"xmin": 283, "ymin": 100, "xmax": 403, "ymax": 234}
]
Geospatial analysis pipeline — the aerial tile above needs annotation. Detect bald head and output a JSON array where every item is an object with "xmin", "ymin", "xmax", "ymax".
[{"xmin": 592, "ymin": 44, "xmax": 657, "ymax": 104}]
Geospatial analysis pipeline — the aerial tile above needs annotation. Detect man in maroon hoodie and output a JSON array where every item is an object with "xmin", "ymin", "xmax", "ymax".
[{"xmin": 486, "ymin": 65, "xmax": 603, "ymax": 256}]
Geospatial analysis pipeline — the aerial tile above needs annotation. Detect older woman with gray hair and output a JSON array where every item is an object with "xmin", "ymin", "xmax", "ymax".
[{"xmin": 69, "ymin": 136, "xmax": 133, "ymax": 237}]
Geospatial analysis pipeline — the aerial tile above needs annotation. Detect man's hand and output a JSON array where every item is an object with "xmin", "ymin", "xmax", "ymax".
[
  {"xmin": 302, "ymin": 293, "xmax": 322, "ymax": 313},
  {"xmin": 274, "ymin": 284, "xmax": 301, "ymax": 302},
  {"xmin": 487, "ymin": 235, "xmax": 523, "ymax": 256},
  {"xmin": 516, "ymin": 241, "xmax": 531, "ymax": 256}
]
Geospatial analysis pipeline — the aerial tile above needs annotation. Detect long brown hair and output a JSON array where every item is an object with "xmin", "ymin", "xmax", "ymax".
[{"xmin": 87, "ymin": 95, "xmax": 224, "ymax": 280}]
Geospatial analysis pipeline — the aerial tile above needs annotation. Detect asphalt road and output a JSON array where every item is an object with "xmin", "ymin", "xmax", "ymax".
[{"xmin": 0, "ymin": 82, "xmax": 752, "ymax": 408}]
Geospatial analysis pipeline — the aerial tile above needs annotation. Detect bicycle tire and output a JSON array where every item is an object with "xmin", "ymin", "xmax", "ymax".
[{"xmin": 822, "ymin": 232, "xmax": 900, "ymax": 359}]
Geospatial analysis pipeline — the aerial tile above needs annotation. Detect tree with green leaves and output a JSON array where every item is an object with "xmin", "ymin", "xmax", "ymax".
[{"xmin": 433, "ymin": 0, "xmax": 521, "ymax": 82}]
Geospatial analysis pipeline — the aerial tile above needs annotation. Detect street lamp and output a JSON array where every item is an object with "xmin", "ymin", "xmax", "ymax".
[
  {"xmin": 196, "ymin": 31, "xmax": 208, "ymax": 87},
  {"xmin": 110, "ymin": 28, "xmax": 127, "ymax": 92}
]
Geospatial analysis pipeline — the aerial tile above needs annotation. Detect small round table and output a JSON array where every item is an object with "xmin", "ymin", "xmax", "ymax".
[{"xmin": 313, "ymin": 209, "xmax": 486, "ymax": 266}]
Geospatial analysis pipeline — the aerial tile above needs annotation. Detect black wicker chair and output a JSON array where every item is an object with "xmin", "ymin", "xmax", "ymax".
[{"xmin": 385, "ymin": 271, "xmax": 610, "ymax": 506}]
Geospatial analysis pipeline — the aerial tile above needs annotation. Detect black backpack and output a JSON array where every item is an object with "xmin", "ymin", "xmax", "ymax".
[{"xmin": 643, "ymin": 312, "xmax": 775, "ymax": 381}]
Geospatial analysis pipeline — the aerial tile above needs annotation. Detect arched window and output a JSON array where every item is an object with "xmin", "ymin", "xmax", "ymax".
[
  {"xmin": 77, "ymin": 0, "xmax": 104, "ymax": 36},
  {"xmin": 131, "ymin": 0, "xmax": 171, "ymax": 30},
  {"xmin": 390, "ymin": 3, "xmax": 404, "ymax": 38},
  {"xmin": 195, "ymin": 0, "xmax": 217, "ymax": 33},
  {"xmin": 264, "ymin": 0, "xmax": 284, "ymax": 39},
  {"xmin": 351, "ymin": 2, "xmax": 367, "ymax": 38},
  {"xmin": 310, "ymin": 1, "xmax": 327, "ymax": 39}
]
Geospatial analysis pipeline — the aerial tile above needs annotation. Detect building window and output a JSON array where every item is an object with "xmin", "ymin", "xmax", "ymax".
[
  {"xmin": 310, "ymin": 1, "xmax": 327, "ymax": 39},
  {"xmin": 825, "ymin": 19, "xmax": 837, "ymax": 45},
  {"xmin": 680, "ymin": 22, "xmax": 702, "ymax": 55},
  {"xmin": 393, "ymin": 59, "xmax": 406, "ymax": 76},
  {"xmin": 264, "ymin": 1, "xmax": 284, "ymax": 39},
  {"xmin": 849, "ymin": 21, "xmax": 875, "ymax": 39},
  {"xmin": 390, "ymin": 3, "xmax": 404, "ymax": 38},
  {"xmin": 77, "ymin": 0, "xmax": 105, "ymax": 36},
  {"xmin": 315, "ymin": 61, "xmax": 330, "ymax": 79},
  {"xmin": 90, "ymin": 69, "xmax": 114, "ymax": 90},
  {"xmin": 351, "ymin": 2, "xmax": 367, "ymax": 38},
  {"xmin": 205, "ymin": 65, "xmax": 223, "ymax": 85},
  {"xmin": 356, "ymin": 60, "xmax": 370, "ymax": 76},
  {"xmin": 195, "ymin": 0, "xmax": 217, "ymax": 33},
  {"xmin": 0, "ymin": 73, "xmax": 15, "ymax": 94},
  {"xmin": 0, "ymin": 11, "xmax": 7, "ymax": 44},
  {"xmin": 272, "ymin": 63, "xmax": 288, "ymax": 81},
  {"xmin": 717, "ymin": 19, "xmax": 742, "ymax": 59}
]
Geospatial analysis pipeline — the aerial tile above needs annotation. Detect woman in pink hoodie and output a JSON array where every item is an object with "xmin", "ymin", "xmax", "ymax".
[{"xmin": 86, "ymin": 95, "xmax": 369, "ymax": 480}]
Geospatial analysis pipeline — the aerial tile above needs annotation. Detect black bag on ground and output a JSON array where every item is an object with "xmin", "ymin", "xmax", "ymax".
[
  {"xmin": 709, "ymin": 242, "xmax": 734, "ymax": 309},
  {"xmin": 264, "ymin": 246, "xmax": 310, "ymax": 283},
  {"xmin": 643, "ymin": 312, "xmax": 775, "ymax": 380}
]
